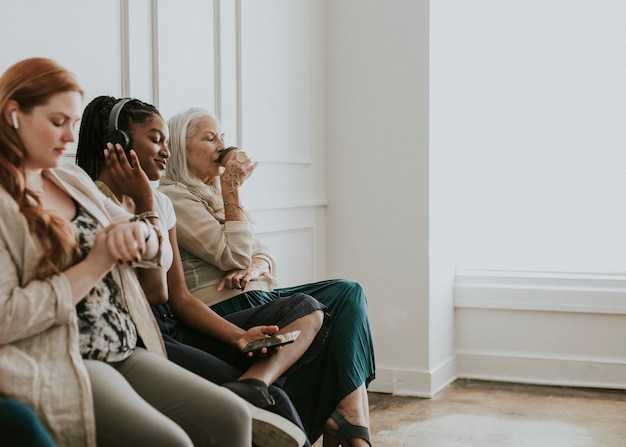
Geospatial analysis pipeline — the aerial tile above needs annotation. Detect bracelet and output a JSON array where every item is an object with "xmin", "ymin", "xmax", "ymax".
[
  {"xmin": 224, "ymin": 203, "xmax": 245, "ymax": 211},
  {"xmin": 130, "ymin": 215, "xmax": 152, "ymax": 242},
  {"xmin": 136, "ymin": 210, "xmax": 159, "ymax": 220}
]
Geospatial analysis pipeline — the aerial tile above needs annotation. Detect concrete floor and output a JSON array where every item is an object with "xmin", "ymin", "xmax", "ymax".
[{"xmin": 313, "ymin": 380, "xmax": 626, "ymax": 446}]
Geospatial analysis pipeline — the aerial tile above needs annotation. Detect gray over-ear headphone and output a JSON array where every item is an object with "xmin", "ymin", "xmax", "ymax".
[{"xmin": 103, "ymin": 98, "xmax": 131, "ymax": 150}]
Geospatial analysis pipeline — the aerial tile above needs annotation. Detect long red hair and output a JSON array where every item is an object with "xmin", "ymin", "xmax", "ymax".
[{"xmin": 0, "ymin": 58, "xmax": 84, "ymax": 278}]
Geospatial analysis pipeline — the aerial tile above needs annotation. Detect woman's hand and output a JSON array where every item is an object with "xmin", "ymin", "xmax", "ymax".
[
  {"xmin": 218, "ymin": 258, "xmax": 270, "ymax": 291},
  {"xmin": 218, "ymin": 266, "xmax": 259, "ymax": 291},
  {"xmin": 220, "ymin": 156, "xmax": 258, "ymax": 190},
  {"xmin": 237, "ymin": 325, "xmax": 281, "ymax": 358},
  {"xmin": 102, "ymin": 220, "xmax": 150, "ymax": 265},
  {"xmin": 66, "ymin": 220, "xmax": 153, "ymax": 305},
  {"xmin": 104, "ymin": 143, "xmax": 153, "ymax": 210},
  {"xmin": 219, "ymin": 154, "xmax": 257, "ymax": 221}
]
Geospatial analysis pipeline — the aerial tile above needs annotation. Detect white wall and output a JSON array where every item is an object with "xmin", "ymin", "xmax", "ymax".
[
  {"xmin": 431, "ymin": 0, "xmax": 626, "ymax": 274},
  {"xmin": 0, "ymin": 0, "xmax": 124, "ymax": 114},
  {"xmin": 431, "ymin": 0, "xmax": 626, "ymax": 390},
  {"xmin": 326, "ymin": 0, "xmax": 433, "ymax": 395}
]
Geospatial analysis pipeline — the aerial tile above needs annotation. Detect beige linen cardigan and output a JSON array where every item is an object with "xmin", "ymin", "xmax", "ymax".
[
  {"xmin": 0, "ymin": 164, "xmax": 166, "ymax": 447},
  {"xmin": 158, "ymin": 182, "xmax": 278, "ymax": 307}
]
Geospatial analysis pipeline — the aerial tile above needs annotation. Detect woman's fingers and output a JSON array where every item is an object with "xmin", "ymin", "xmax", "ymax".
[
  {"xmin": 104, "ymin": 221, "xmax": 146, "ymax": 263},
  {"xmin": 220, "ymin": 270, "xmax": 251, "ymax": 290}
]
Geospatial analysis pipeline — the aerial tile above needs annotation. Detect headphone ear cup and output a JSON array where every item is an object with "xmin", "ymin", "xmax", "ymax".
[
  {"xmin": 105, "ymin": 98, "xmax": 132, "ymax": 152},
  {"xmin": 103, "ymin": 129, "xmax": 131, "ymax": 151}
]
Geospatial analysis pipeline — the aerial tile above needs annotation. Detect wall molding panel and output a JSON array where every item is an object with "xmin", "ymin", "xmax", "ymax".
[
  {"xmin": 239, "ymin": 0, "xmax": 315, "ymax": 165},
  {"xmin": 454, "ymin": 269, "xmax": 626, "ymax": 390},
  {"xmin": 455, "ymin": 269, "xmax": 626, "ymax": 315},
  {"xmin": 256, "ymin": 225, "xmax": 316, "ymax": 288}
]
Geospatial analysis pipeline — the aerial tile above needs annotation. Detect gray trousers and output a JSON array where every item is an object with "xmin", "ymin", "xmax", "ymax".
[{"xmin": 85, "ymin": 348, "xmax": 251, "ymax": 447}]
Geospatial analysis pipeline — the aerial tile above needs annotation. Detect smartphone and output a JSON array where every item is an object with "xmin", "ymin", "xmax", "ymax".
[{"xmin": 242, "ymin": 330, "xmax": 301, "ymax": 354}]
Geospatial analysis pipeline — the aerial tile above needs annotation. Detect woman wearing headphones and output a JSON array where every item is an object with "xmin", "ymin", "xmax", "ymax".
[{"xmin": 76, "ymin": 95, "xmax": 332, "ymax": 447}]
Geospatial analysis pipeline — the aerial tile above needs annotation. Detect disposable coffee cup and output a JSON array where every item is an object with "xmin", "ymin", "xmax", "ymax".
[{"xmin": 218, "ymin": 146, "xmax": 248, "ymax": 167}]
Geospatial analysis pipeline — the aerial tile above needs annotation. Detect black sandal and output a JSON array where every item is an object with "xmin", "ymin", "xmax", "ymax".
[{"xmin": 323, "ymin": 410, "xmax": 372, "ymax": 447}]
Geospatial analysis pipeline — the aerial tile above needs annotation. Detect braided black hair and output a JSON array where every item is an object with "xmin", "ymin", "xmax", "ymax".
[{"xmin": 76, "ymin": 95, "xmax": 160, "ymax": 179}]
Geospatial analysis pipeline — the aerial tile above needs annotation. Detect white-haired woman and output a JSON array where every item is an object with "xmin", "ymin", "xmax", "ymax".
[{"xmin": 160, "ymin": 107, "xmax": 375, "ymax": 447}]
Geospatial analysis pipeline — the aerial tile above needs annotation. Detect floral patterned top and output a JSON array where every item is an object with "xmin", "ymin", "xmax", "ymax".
[{"xmin": 73, "ymin": 205, "xmax": 137, "ymax": 362}]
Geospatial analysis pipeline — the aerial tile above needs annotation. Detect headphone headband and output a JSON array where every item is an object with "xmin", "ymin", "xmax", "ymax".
[{"xmin": 108, "ymin": 98, "xmax": 131, "ymax": 131}]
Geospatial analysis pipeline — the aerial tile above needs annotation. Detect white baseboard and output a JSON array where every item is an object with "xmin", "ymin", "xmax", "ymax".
[
  {"xmin": 368, "ymin": 355, "xmax": 457, "ymax": 398},
  {"xmin": 371, "ymin": 351, "xmax": 626, "ymax": 396},
  {"xmin": 456, "ymin": 350, "xmax": 626, "ymax": 390}
]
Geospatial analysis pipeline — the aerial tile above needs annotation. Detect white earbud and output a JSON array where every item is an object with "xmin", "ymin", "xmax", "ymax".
[{"xmin": 10, "ymin": 110, "xmax": 19, "ymax": 129}]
